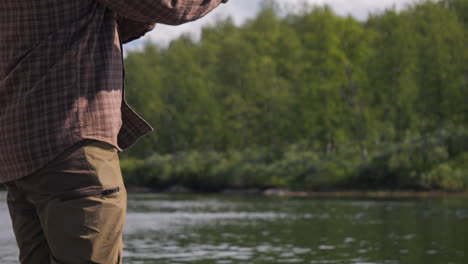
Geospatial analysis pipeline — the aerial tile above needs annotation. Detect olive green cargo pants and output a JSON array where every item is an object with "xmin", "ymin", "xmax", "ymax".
[{"xmin": 4, "ymin": 139, "xmax": 127, "ymax": 264}]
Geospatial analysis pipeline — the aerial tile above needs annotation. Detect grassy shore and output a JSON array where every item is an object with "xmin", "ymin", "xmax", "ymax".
[{"xmin": 121, "ymin": 133, "xmax": 468, "ymax": 193}]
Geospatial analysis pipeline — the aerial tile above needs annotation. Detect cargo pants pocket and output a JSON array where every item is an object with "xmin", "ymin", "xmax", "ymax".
[
  {"xmin": 40, "ymin": 140, "xmax": 127, "ymax": 264},
  {"xmin": 46, "ymin": 185, "xmax": 126, "ymax": 264}
]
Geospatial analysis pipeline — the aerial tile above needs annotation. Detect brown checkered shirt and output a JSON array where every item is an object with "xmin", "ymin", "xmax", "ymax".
[{"xmin": 0, "ymin": 0, "xmax": 228, "ymax": 183}]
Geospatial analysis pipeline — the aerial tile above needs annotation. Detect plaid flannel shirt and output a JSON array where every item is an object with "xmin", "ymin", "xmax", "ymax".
[{"xmin": 0, "ymin": 0, "xmax": 228, "ymax": 183}]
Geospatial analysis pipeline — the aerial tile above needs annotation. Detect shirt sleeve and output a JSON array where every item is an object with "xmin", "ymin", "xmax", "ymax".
[
  {"xmin": 96, "ymin": 0, "xmax": 229, "ymax": 25},
  {"xmin": 117, "ymin": 15, "xmax": 156, "ymax": 44}
]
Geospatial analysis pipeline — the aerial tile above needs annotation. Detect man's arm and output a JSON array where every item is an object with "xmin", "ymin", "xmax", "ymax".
[
  {"xmin": 97, "ymin": 0, "xmax": 228, "ymax": 25},
  {"xmin": 117, "ymin": 15, "xmax": 156, "ymax": 44}
]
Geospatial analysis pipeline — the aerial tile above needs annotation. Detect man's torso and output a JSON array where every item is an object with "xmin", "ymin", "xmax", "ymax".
[{"xmin": 0, "ymin": 0, "xmax": 153, "ymax": 182}]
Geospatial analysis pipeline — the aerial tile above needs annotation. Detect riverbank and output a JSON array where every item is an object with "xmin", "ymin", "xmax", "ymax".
[{"xmin": 121, "ymin": 131, "xmax": 468, "ymax": 193}]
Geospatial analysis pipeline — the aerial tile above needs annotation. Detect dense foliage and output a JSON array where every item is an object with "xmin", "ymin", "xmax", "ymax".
[{"xmin": 121, "ymin": 0, "xmax": 468, "ymax": 191}]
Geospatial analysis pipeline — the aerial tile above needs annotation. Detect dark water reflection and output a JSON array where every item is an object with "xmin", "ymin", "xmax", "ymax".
[
  {"xmin": 1, "ymin": 192, "xmax": 467, "ymax": 263},
  {"xmin": 124, "ymin": 194, "xmax": 468, "ymax": 264}
]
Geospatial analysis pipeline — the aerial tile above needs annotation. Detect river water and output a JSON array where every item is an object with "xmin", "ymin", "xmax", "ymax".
[{"xmin": 0, "ymin": 192, "xmax": 467, "ymax": 263}]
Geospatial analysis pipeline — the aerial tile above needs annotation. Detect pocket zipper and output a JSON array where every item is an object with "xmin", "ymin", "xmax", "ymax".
[{"xmin": 58, "ymin": 187, "xmax": 120, "ymax": 202}]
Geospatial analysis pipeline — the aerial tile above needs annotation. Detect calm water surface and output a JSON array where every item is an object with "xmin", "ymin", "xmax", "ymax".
[{"xmin": 0, "ymin": 192, "xmax": 467, "ymax": 263}]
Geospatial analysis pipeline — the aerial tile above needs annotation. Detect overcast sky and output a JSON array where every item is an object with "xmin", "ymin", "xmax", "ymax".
[{"xmin": 124, "ymin": 0, "xmax": 418, "ymax": 50}]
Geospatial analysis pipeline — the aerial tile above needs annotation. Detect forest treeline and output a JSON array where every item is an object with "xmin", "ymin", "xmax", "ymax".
[{"xmin": 121, "ymin": 0, "xmax": 468, "ymax": 192}]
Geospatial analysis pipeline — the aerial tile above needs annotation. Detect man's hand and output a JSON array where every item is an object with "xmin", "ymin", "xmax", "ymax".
[{"xmin": 116, "ymin": 15, "xmax": 156, "ymax": 44}]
